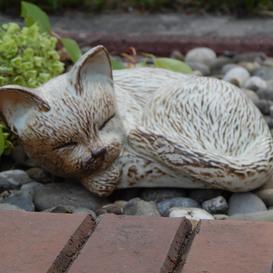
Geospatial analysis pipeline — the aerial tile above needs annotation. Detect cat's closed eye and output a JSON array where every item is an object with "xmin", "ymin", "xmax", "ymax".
[
  {"xmin": 99, "ymin": 114, "xmax": 115, "ymax": 130},
  {"xmin": 54, "ymin": 141, "xmax": 78, "ymax": 150}
]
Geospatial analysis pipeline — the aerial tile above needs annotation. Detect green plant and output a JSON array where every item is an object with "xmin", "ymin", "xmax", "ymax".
[
  {"xmin": 0, "ymin": 23, "xmax": 64, "ymax": 87},
  {"xmin": 140, "ymin": 54, "xmax": 192, "ymax": 74},
  {"xmin": 192, "ymin": 0, "xmax": 273, "ymax": 14},
  {"xmin": 0, "ymin": 123, "xmax": 12, "ymax": 157},
  {"xmin": 0, "ymin": 22, "xmax": 64, "ymax": 156},
  {"xmin": 130, "ymin": 0, "xmax": 170, "ymax": 9},
  {"xmin": 21, "ymin": 1, "xmax": 81, "ymax": 63}
]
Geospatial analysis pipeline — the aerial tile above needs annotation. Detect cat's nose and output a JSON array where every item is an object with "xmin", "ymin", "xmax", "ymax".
[{"xmin": 92, "ymin": 147, "xmax": 106, "ymax": 159}]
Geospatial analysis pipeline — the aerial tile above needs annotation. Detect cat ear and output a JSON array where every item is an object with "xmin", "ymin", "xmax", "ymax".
[
  {"xmin": 0, "ymin": 85, "xmax": 50, "ymax": 134},
  {"xmin": 69, "ymin": 45, "xmax": 113, "ymax": 95}
]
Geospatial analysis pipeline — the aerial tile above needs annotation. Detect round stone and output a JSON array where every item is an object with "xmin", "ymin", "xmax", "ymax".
[
  {"xmin": 228, "ymin": 193, "xmax": 267, "ymax": 216},
  {"xmin": 187, "ymin": 62, "xmax": 210, "ymax": 76},
  {"xmin": 157, "ymin": 197, "xmax": 200, "ymax": 216},
  {"xmin": 169, "ymin": 207, "xmax": 214, "ymax": 220},
  {"xmin": 233, "ymin": 52, "xmax": 267, "ymax": 63},
  {"xmin": 243, "ymin": 76, "xmax": 267, "ymax": 91},
  {"xmin": 257, "ymin": 189, "xmax": 273, "ymax": 207},
  {"xmin": 221, "ymin": 64, "xmax": 238, "ymax": 74},
  {"xmin": 123, "ymin": 198, "xmax": 160, "ymax": 216},
  {"xmin": 238, "ymin": 62, "xmax": 261, "ymax": 73},
  {"xmin": 223, "ymin": 67, "xmax": 250, "ymax": 87},
  {"xmin": 0, "ymin": 203, "xmax": 25, "ymax": 211},
  {"xmin": 254, "ymin": 67, "xmax": 273, "ymax": 81},
  {"xmin": 202, "ymin": 196, "xmax": 228, "ymax": 214},
  {"xmin": 33, "ymin": 182, "xmax": 108, "ymax": 211},
  {"xmin": 170, "ymin": 50, "xmax": 184, "ymax": 61},
  {"xmin": 0, "ymin": 170, "xmax": 33, "ymax": 191},
  {"xmin": 213, "ymin": 214, "xmax": 229, "ymax": 220},
  {"xmin": 185, "ymin": 47, "xmax": 217, "ymax": 67},
  {"xmin": 256, "ymin": 88, "xmax": 273, "ymax": 101},
  {"xmin": 256, "ymin": 177, "xmax": 273, "ymax": 206},
  {"xmin": 0, "ymin": 190, "xmax": 34, "ymax": 211}
]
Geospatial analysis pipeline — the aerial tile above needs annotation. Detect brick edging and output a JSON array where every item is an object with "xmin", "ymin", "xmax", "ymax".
[
  {"xmin": 48, "ymin": 214, "xmax": 96, "ymax": 273},
  {"xmin": 57, "ymin": 31, "xmax": 273, "ymax": 56}
]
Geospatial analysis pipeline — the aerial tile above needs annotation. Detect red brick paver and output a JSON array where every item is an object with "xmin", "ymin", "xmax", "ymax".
[
  {"xmin": 2, "ymin": 211, "xmax": 273, "ymax": 273},
  {"xmin": 181, "ymin": 220, "xmax": 273, "ymax": 273},
  {"xmin": 0, "ymin": 211, "xmax": 95, "ymax": 273},
  {"xmin": 68, "ymin": 214, "xmax": 192, "ymax": 273}
]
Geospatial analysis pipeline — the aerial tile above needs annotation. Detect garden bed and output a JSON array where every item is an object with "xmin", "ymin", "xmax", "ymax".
[
  {"xmin": 1, "ymin": 3, "xmax": 273, "ymax": 223},
  {"xmin": 1, "ymin": 42, "xmax": 273, "ymax": 222}
]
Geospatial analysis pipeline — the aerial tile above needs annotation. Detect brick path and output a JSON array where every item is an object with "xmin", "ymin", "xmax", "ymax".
[{"xmin": 1, "ymin": 211, "xmax": 273, "ymax": 273}]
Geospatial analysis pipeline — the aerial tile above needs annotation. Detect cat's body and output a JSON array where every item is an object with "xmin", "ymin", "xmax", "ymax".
[
  {"xmin": 113, "ymin": 68, "xmax": 197, "ymax": 189},
  {"xmin": 0, "ymin": 46, "xmax": 272, "ymax": 196}
]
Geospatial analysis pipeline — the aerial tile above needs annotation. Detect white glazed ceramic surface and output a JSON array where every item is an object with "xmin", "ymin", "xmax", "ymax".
[{"xmin": 0, "ymin": 46, "xmax": 272, "ymax": 196}]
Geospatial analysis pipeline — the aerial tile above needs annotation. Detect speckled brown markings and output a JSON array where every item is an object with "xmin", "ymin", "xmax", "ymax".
[{"xmin": 0, "ymin": 45, "xmax": 273, "ymax": 196}]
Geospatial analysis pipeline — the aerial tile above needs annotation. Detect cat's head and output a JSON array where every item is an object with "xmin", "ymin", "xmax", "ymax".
[{"xmin": 0, "ymin": 46, "xmax": 125, "ymax": 185}]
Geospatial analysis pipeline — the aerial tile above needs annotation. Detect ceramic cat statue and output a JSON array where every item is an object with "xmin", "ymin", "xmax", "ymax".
[{"xmin": 0, "ymin": 45, "xmax": 273, "ymax": 196}]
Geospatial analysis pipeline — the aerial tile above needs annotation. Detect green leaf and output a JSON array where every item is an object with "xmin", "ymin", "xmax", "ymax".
[
  {"xmin": 154, "ymin": 58, "xmax": 192, "ymax": 74},
  {"xmin": 111, "ymin": 58, "xmax": 125, "ymax": 70},
  {"xmin": 0, "ymin": 126, "xmax": 5, "ymax": 157},
  {"xmin": 61, "ymin": 38, "xmax": 81, "ymax": 63},
  {"xmin": 21, "ymin": 1, "xmax": 51, "ymax": 33}
]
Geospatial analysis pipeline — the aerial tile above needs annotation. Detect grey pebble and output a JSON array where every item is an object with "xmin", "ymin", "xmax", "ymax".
[
  {"xmin": 223, "ymin": 66, "xmax": 250, "ymax": 87},
  {"xmin": 0, "ymin": 170, "xmax": 33, "ymax": 191},
  {"xmin": 33, "ymin": 182, "xmax": 108, "ymax": 211},
  {"xmin": 21, "ymin": 181, "xmax": 44, "ymax": 197},
  {"xmin": 254, "ymin": 66, "xmax": 273, "ymax": 81},
  {"xmin": 228, "ymin": 193, "xmax": 267, "ymax": 216},
  {"xmin": 202, "ymin": 196, "xmax": 228, "ymax": 214},
  {"xmin": 0, "ymin": 191, "xmax": 34, "ymax": 211},
  {"xmin": 187, "ymin": 62, "xmax": 210, "ymax": 75},
  {"xmin": 123, "ymin": 198, "xmax": 160, "ymax": 216},
  {"xmin": 96, "ymin": 203, "xmax": 123, "ymax": 215},
  {"xmin": 157, "ymin": 197, "xmax": 200, "ymax": 216},
  {"xmin": 239, "ymin": 62, "xmax": 261, "ymax": 74},
  {"xmin": 170, "ymin": 49, "xmax": 184, "ymax": 61},
  {"xmin": 0, "ymin": 203, "xmax": 25, "ymax": 211},
  {"xmin": 256, "ymin": 89, "xmax": 273, "ymax": 101},
  {"xmin": 221, "ymin": 64, "xmax": 238, "ymax": 74},
  {"xmin": 213, "ymin": 214, "xmax": 229, "ymax": 220},
  {"xmin": 185, "ymin": 47, "xmax": 217, "ymax": 67},
  {"xmin": 233, "ymin": 52, "xmax": 267, "ymax": 63},
  {"xmin": 243, "ymin": 76, "xmax": 267, "ymax": 92},
  {"xmin": 230, "ymin": 210, "xmax": 273, "ymax": 221}
]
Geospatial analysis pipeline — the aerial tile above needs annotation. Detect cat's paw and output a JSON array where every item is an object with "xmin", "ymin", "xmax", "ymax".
[{"xmin": 81, "ymin": 165, "xmax": 121, "ymax": 197}]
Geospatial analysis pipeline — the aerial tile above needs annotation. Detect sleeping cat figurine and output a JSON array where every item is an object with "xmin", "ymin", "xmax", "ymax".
[{"xmin": 0, "ymin": 45, "xmax": 272, "ymax": 196}]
